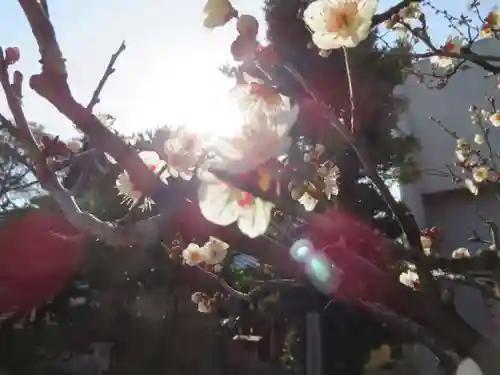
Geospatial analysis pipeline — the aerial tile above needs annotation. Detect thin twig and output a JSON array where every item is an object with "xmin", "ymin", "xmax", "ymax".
[
  {"xmin": 342, "ymin": 47, "xmax": 356, "ymax": 133},
  {"xmin": 87, "ymin": 41, "xmax": 126, "ymax": 111}
]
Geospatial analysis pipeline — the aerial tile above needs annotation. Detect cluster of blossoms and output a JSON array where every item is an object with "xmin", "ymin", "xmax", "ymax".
[
  {"xmin": 452, "ymin": 106, "xmax": 500, "ymax": 196},
  {"xmin": 182, "ymin": 236, "xmax": 229, "ymax": 267},
  {"xmin": 384, "ymin": 1, "xmax": 422, "ymax": 30},
  {"xmin": 116, "ymin": 0, "xmax": 377, "ymax": 239},
  {"xmin": 429, "ymin": 36, "xmax": 464, "ymax": 71},
  {"xmin": 419, "ymin": 226, "xmax": 440, "ymax": 255},
  {"xmin": 398, "ymin": 246, "xmax": 469, "ymax": 290},
  {"xmin": 480, "ymin": 7, "xmax": 500, "ymax": 38}
]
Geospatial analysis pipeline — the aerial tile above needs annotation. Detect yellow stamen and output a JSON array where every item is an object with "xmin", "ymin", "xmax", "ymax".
[
  {"xmin": 257, "ymin": 167, "xmax": 271, "ymax": 192},
  {"xmin": 327, "ymin": 3, "xmax": 357, "ymax": 33}
]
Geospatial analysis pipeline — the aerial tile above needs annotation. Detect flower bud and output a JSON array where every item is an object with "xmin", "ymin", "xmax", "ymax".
[
  {"xmin": 4, "ymin": 47, "xmax": 20, "ymax": 65},
  {"xmin": 230, "ymin": 35, "xmax": 259, "ymax": 62},
  {"xmin": 474, "ymin": 133, "xmax": 485, "ymax": 145},
  {"xmin": 236, "ymin": 14, "xmax": 259, "ymax": 38}
]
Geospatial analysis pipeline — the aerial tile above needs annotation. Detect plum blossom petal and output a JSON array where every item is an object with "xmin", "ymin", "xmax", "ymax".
[
  {"xmin": 455, "ymin": 358, "xmax": 483, "ymax": 375},
  {"xmin": 210, "ymin": 84, "xmax": 299, "ymax": 173},
  {"xmin": 399, "ymin": 269, "xmax": 420, "ymax": 289},
  {"xmin": 430, "ymin": 36, "xmax": 463, "ymax": 70},
  {"xmin": 183, "ymin": 243, "xmax": 208, "ymax": 266},
  {"xmin": 452, "ymin": 247, "xmax": 470, "ymax": 259},
  {"xmin": 489, "ymin": 112, "xmax": 500, "ymax": 127},
  {"xmin": 164, "ymin": 126, "xmax": 201, "ymax": 180},
  {"xmin": 198, "ymin": 177, "xmax": 240, "ymax": 226},
  {"xmin": 198, "ymin": 172, "xmax": 274, "ymax": 238},
  {"xmin": 203, "ymin": 0, "xmax": 237, "ymax": 29},
  {"xmin": 203, "ymin": 237, "xmax": 229, "ymax": 264},
  {"xmin": 298, "ymin": 192, "xmax": 318, "ymax": 212},
  {"xmin": 237, "ymin": 197, "xmax": 274, "ymax": 238},
  {"xmin": 116, "ymin": 151, "xmax": 169, "ymax": 209}
]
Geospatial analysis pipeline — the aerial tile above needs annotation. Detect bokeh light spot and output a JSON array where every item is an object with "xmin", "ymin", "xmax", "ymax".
[{"xmin": 290, "ymin": 238, "xmax": 313, "ymax": 262}]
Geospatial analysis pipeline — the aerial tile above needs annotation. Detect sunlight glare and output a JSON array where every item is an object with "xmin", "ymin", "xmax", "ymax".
[{"xmin": 129, "ymin": 51, "xmax": 245, "ymax": 140}]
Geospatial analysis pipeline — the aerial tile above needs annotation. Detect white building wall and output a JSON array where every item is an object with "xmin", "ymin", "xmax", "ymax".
[
  {"xmin": 397, "ymin": 37, "xmax": 500, "ymax": 196},
  {"xmin": 394, "ymin": 38, "xmax": 500, "ymax": 375}
]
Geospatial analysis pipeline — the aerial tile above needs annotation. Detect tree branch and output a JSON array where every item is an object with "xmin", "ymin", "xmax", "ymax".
[
  {"xmin": 17, "ymin": 0, "xmax": 174, "ymax": 207},
  {"xmin": 87, "ymin": 41, "xmax": 126, "ymax": 111},
  {"xmin": 371, "ymin": 0, "xmax": 422, "ymax": 27}
]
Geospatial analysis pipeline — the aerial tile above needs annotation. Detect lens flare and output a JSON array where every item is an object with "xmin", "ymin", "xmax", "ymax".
[
  {"xmin": 290, "ymin": 238, "xmax": 313, "ymax": 262},
  {"xmin": 305, "ymin": 253, "xmax": 342, "ymax": 295}
]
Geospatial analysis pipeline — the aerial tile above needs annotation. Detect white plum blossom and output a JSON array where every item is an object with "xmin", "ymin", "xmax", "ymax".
[
  {"xmin": 399, "ymin": 269, "xmax": 420, "ymax": 289},
  {"xmin": 197, "ymin": 299, "xmax": 212, "ymax": 313},
  {"xmin": 66, "ymin": 139, "xmax": 82, "ymax": 153},
  {"xmin": 164, "ymin": 126, "xmax": 201, "ymax": 180},
  {"xmin": 198, "ymin": 171, "xmax": 274, "ymax": 238},
  {"xmin": 465, "ymin": 178, "xmax": 479, "ymax": 195},
  {"xmin": 420, "ymin": 235, "xmax": 432, "ymax": 253},
  {"xmin": 191, "ymin": 292, "xmax": 204, "ymax": 304},
  {"xmin": 481, "ymin": 7, "xmax": 500, "ymax": 37},
  {"xmin": 96, "ymin": 113, "xmax": 117, "ymax": 128},
  {"xmin": 455, "ymin": 358, "xmax": 483, "ymax": 375},
  {"xmin": 304, "ymin": 143, "xmax": 325, "ymax": 163},
  {"xmin": 203, "ymin": 236, "xmax": 229, "ymax": 264},
  {"xmin": 455, "ymin": 138, "xmax": 471, "ymax": 162},
  {"xmin": 182, "ymin": 243, "xmax": 208, "ymax": 266},
  {"xmin": 211, "ymin": 83, "xmax": 299, "ymax": 174},
  {"xmin": 213, "ymin": 264, "xmax": 223, "ymax": 273},
  {"xmin": 472, "ymin": 166, "xmax": 489, "ymax": 183},
  {"xmin": 202, "ymin": 0, "xmax": 237, "ymax": 29},
  {"xmin": 489, "ymin": 112, "xmax": 500, "ymax": 127},
  {"xmin": 452, "ymin": 247, "xmax": 471, "ymax": 259},
  {"xmin": 430, "ymin": 36, "xmax": 464, "ymax": 70},
  {"xmin": 116, "ymin": 151, "xmax": 169, "ymax": 209},
  {"xmin": 303, "ymin": 0, "xmax": 379, "ymax": 50},
  {"xmin": 298, "ymin": 192, "xmax": 318, "ymax": 211},
  {"xmin": 474, "ymin": 134, "xmax": 485, "ymax": 145},
  {"xmin": 69, "ymin": 297, "xmax": 87, "ymax": 307},
  {"xmin": 319, "ymin": 164, "xmax": 340, "ymax": 199}
]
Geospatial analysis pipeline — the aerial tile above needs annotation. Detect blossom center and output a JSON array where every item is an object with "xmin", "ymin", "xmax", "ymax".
[
  {"xmin": 191, "ymin": 251, "xmax": 202, "ymax": 261},
  {"xmin": 257, "ymin": 167, "xmax": 271, "ymax": 192},
  {"xmin": 326, "ymin": 3, "xmax": 358, "ymax": 33},
  {"xmin": 249, "ymin": 83, "xmax": 281, "ymax": 105},
  {"xmin": 443, "ymin": 40, "xmax": 454, "ymax": 51},
  {"xmin": 132, "ymin": 163, "xmax": 157, "ymax": 191},
  {"xmin": 495, "ymin": 113, "xmax": 500, "ymax": 122},
  {"xmin": 237, "ymin": 191, "xmax": 254, "ymax": 207},
  {"xmin": 485, "ymin": 11, "xmax": 499, "ymax": 27}
]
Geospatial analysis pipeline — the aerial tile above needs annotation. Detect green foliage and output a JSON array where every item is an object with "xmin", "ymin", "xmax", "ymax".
[{"xmin": 0, "ymin": 126, "xmax": 39, "ymax": 219}]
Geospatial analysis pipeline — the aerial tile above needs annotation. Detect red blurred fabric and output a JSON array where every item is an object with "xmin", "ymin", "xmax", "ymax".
[{"xmin": 0, "ymin": 210, "xmax": 84, "ymax": 314}]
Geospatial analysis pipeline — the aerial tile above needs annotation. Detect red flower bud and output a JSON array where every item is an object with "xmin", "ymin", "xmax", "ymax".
[
  {"xmin": 4, "ymin": 47, "xmax": 20, "ymax": 65},
  {"xmin": 230, "ymin": 35, "xmax": 259, "ymax": 62},
  {"xmin": 256, "ymin": 45, "xmax": 279, "ymax": 67},
  {"xmin": 429, "ymin": 226, "xmax": 439, "ymax": 235},
  {"xmin": 236, "ymin": 14, "xmax": 259, "ymax": 38}
]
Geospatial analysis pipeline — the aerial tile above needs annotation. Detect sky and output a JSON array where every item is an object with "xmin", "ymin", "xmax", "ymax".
[{"xmin": 0, "ymin": 0, "xmax": 497, "ymax": 140}]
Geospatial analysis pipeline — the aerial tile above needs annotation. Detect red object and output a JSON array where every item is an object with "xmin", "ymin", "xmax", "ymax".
[
  {"xmin": 307, "ymin": 209, "xmax": 395, "ymax": 303},
  {"xmin": 41, "ymin": 135, "xmax": 70, "ymax": 157},
  {"xmin": 4, "ymin": 47, "xmax": 20, "ymax": 65},
  {"xmin": 256, "ymin": 45, "xmax": 279, "ymax": 68},
  {"xmin": 0, "ymin": 211, "xmax": 84, "ymax": 314},
  {"xmin": 230, "ymin": 35, "xmax": 259, "ymax": 62},
  {"xmin": 429, "ymin": 226, "xmax": 439, "ymax": 235}
]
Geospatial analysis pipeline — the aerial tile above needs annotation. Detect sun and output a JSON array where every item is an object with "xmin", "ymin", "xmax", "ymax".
[{"xmin": 128, "ymin": 53, "xmax": 245, "ymax": 140}]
